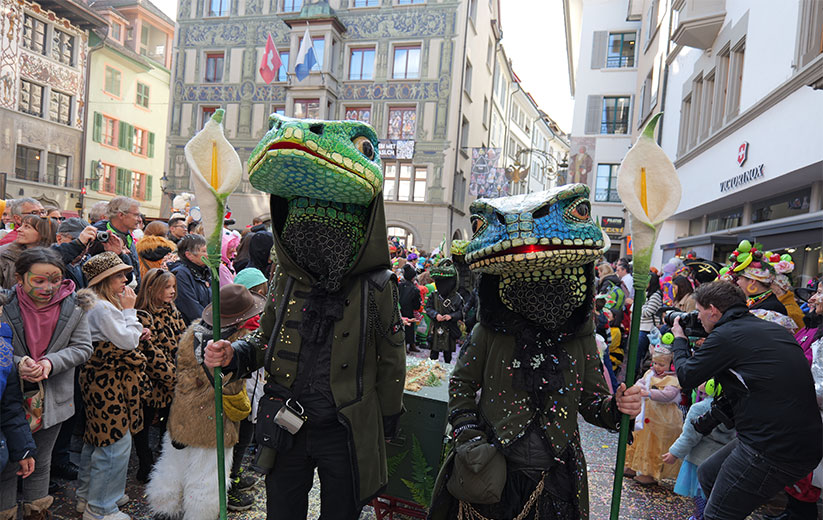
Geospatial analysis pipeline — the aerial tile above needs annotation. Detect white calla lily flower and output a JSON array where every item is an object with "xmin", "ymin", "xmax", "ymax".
[
  {"xmin": 184, "ymin": 109, "xmax": 242, "ymax": 245},
  {"xmin": 617, "ymin": 113, "xmax": 681, "ymax": 265}
]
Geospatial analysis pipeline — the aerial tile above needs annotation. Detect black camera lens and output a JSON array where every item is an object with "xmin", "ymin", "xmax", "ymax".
[{"xmin": 96, "ymin": 231, "xmax": 109, "ymax": 242}]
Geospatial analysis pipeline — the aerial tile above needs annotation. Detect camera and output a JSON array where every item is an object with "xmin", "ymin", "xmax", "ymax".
[
  {"xmin": 692, "ymin": 393, "xmax": 736, "ymax": 435},
  {"xmin": 96, "ymin": 231, "xmax": 109, "ymax": 243},
  {"xmin": 663, "ymin": 310, "xmax": 708, "ymax": 338}
]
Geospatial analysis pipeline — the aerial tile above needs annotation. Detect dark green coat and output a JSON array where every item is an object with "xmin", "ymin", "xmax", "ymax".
[
  {"xmin": 430, "ymin": 318, "xmax": 619, "ymax": 519},
  {"xmin": 233, "ymin": 194, "xmax": 406, "ymax": 505}
]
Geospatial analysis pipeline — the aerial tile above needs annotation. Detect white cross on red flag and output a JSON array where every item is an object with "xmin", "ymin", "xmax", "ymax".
[{"xmin": 259, "ymin": 33, "xmax": 282, "ymax": 85}]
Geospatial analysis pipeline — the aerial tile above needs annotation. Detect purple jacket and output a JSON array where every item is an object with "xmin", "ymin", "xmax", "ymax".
[{"xmin": 795, "ymin": 326, "xmax": 820, "ymax": 365}]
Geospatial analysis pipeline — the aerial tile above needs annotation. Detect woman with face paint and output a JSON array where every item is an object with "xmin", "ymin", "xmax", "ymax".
[
  {"xmin": 0, "ymin": 216, "xmax": 58, "ymax": 290},
  {"xmin": 0, "ymin": 247, "xmax": 93, "ymax": 520}
]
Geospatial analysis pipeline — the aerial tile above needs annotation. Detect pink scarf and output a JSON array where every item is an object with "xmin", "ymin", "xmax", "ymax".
[{"xmin": 16, "ymin": 280, "xmax": 75, "ymax": 361}]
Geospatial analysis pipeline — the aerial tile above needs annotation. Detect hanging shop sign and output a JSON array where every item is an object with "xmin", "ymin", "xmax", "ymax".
[
  {"xmin": 378, "ymin": 140, "xmax": 415, "ymax": 160},
  {"xmin": 600, "ymin": 216, "xmax": 625, "ymax": 236}
]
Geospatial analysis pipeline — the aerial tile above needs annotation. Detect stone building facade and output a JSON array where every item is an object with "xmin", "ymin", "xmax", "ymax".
[
  {"xmin": 166, "ymin": 0, "xmax": 565, "ymax": 250},
  {"xmin": 0, "ymin": 0, "xmax": 106, "ymax": 213}
]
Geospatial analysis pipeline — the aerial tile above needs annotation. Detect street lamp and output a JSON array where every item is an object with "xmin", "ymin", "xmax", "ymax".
[{"xmin": 506, "ymin": 149, "xmax": 570, "ymax": 191}]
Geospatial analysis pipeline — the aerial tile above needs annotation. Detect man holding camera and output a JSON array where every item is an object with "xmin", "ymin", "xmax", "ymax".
[{"xmin": 671, "ymin": 281, "xmax": 822, "ymax": 520}]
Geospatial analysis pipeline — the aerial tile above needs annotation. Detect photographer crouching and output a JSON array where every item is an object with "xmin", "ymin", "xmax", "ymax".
[{"xmin": 670, "ymin": 281, "xmax": 822, "ymax": 520}]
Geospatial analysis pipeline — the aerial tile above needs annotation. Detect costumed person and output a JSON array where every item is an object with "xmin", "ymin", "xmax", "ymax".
[
  {"xmin": 76, "ymin": 253, "xmax": 145, "ymax": 520},
  {"xmin": 425, "ymin": 259, "xmax": 464, "ymax": 364},
  {"xmin": 203, "ymin": 115, "xmax": 406, "ymax": 520},
  {"xmin": 663, "ymin": 379, "xmax": 735, "ymax": 520},
  {"xmin": 727, "ymin": 240, "xmax": 787, "ymax": 314},
  {"xmin": 145, "ymin": 283, "xmax": 264, "ymax": 519},
  {"xmin": 135, "ymin": 221, "xmax": 177, "ymax": 280},
  {"xmin": 0, "ymin": 248, "xmax": 92, "ymax": 520},
  {"xmin": 132, "ymin": 268, "xmax": 186, "ymax": 483},
  {"xmin": 624, "ymin": 339, "xmax": 683, "ymax": 486},
  {"xmin": 451, "ymin": 239, "xmax": 479, "ymax": 333},
  {"xmin": 428, "ymin": 186, "xmax": 645, "ymax": 520},
  {"xmin": 398, "ymin": 263, "xmax": 422, "ymax": 353},
  {"xmin": 769, "ymin": 253, "xmax": 804, "ymax": 329}
]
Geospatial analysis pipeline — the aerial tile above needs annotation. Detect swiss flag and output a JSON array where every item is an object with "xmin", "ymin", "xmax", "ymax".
[{"xmin": 259, "ymin": 33, "xmax": 282, "ymax": 85}]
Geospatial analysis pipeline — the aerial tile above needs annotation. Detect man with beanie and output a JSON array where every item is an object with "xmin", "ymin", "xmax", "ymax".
[{"xmin": 398, "ymin": 264, "xmax": 421, "ymax": 353}]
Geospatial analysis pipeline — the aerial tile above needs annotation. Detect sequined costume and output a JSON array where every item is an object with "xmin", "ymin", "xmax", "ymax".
[{"xmin": 429, "ymin": 186, "xmax": 621, "ymax": 520}]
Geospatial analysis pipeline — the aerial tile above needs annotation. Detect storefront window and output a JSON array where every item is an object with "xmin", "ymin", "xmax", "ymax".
[
  {"xmin": 705, "ymin": 206, "xmax": 742, "ymax": 233},
  {"xmin": 751, "ymin": 188, "xmax": 811, "ymax": 224}
]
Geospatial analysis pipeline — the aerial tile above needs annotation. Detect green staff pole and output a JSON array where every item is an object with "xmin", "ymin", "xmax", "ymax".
[
  {"xmin": 209, "ymin": 247, "xmax": 227, "ymax": 520},
  {"xmin": 609, "ymin": 272, "xmax": 648, "ymax": 520}
]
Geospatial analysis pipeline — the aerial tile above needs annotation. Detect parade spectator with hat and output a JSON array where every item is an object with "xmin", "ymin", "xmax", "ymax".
[
  {"xmin": 136, "ymin": 221, "xmax": 177, "ymax": 280},
  {"xmin": 146, "ymin": 283, "xmax": 265, "ymax": 519},
  {"xmin": 76, "ymin": 252, "xmax": 145, "ymax": 520}
]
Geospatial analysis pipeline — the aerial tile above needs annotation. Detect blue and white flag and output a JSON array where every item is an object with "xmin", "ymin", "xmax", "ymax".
[{"xmin": 294, "ymin": 26, "xmax": 316, "ymax": 81}]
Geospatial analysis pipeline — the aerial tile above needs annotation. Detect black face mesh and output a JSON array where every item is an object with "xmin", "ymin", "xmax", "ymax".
[
  {"xmin": 281, "ymin": 215, "xmax": 364, "ymax": 293},
  {"xmin": 498, "ymin": 276, "xmax": 586, "ymax": 330}
]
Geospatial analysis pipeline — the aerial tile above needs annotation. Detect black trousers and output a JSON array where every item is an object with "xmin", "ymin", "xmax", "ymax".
[
  {"xmin": 265, "ymin": 421, "xmax": 361, "ymax": 520},
  {"xmin": 430, "ymin": 349, "xmax": 452, "ymax": 363},
  {"xmin": 231, "ymin": 418, "xmax": 255, "ymax": 477},
  {"xmin": 698, "ymin": 438, "xmax": 812, "ymax": 520}
]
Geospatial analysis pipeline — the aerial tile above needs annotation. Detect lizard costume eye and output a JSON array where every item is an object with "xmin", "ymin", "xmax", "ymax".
[
  {"xmin": 566, "ymin": 199, "xmax": 591, "ymax": 222},
  {"xmin": 470, "ymin": 215, "xmax": 488, "ymax": 236},
  {"xmin": 352, "ymin": 136, "xmax": 375, "ymax": 161}
]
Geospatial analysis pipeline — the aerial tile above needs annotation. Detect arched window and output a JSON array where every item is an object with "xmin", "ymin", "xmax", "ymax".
[{"xmin": 388, "ymin": 226, "xmax": 414, "ymax": 248}]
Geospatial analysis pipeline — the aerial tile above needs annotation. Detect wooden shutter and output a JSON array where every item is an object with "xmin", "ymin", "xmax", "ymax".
[
  {"xmin": 148, "ymin": 132, "xmax": 155, "ymax": 158},
  {"xmin": 92, "ymin": 113, "xmax": 102, "ymax": 142},
  {"xmin": 118, "ymin": 121, "xmax": 128, "ymax": 149},
  {"xmin": 146, "ymin": 175, "xmax": 153, "ymax": 201},
  {"xmin": 591, "ymin": 31, "xmax": 608, "ymax": 69},
  {"xmin": 628, "ymin": 95, "xmax": 635, "ymax": 133},
  {"xmin": 90, "ymin": 160, "xmax": 100, "ymax": 191},
  {"xmin": 126, "ymin": 124, "xmax": 134, "ymax": 152},
  {"xmin": 116, "ymin": 168, "xmax": 132, "ymax": 195},
  {"xmin": 584, "ymin": 95, "xmax": 602, "ymax": 134}
]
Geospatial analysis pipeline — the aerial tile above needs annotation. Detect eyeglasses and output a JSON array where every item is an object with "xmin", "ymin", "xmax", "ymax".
[{"xmin": 22, "ymin": 210, "xmax": 45, "ymax": 216}]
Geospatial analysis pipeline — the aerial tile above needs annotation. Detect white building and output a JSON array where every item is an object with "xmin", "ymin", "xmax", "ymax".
[
  {"xmin": 564, "ymin": 0, "xmax": 641, "ymax": 261},
  {"xmin": 651, "ymin": 0, "xmax": 823, "ymax": 284}
]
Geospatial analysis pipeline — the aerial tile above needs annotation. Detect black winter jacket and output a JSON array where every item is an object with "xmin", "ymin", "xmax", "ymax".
[
  {"xmin": 671, "ymin": 304, "xmax": 822, "ymax": 467},
  {"xmin": 170, "ymin": 260, "xmax": 211, "ymax": 325}
]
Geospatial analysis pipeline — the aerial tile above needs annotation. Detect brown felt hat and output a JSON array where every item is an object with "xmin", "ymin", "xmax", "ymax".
[
  {"xmin": 83, "ymin": 252, "xmax": 133, "ymax": 287},
  {"xmin": 202, "ymin": 283, "xmax": 266, "ymax": 327}
]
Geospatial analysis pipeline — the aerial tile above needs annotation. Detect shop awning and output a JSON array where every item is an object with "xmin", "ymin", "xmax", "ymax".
[{"xmin": 661, "ymin": 210, "xmax": 823, "ymax": 251}]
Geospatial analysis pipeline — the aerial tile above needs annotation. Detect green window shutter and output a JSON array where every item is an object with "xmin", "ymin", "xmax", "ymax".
[
  {"xmin": 146, "ymin": 175, "xmax": 153, "ymax": 201},
  {"xmin": 116, "ymin": 168, "xmax": 126, "ymax": 195},
  {"xmin": 148, "ymin": 132, "xmax": 155, "ymax": 158},
  {"xmin": 118, "ymin": 121, "xmax": 128, "ymax": 149},
  {"xmin": 90, "ymin": 160, "xmax": 100, "ymax": 191},
  {"xmin": 126, "ymin": 170, "xmax": 133, "ymax": 197},
  {"xmin": 127, "ymin": 124, "xmax": 134, "ymax": 152},
  {"xmin": 92, "ymin": 113, "xmax": 102, "ymax": 142}
]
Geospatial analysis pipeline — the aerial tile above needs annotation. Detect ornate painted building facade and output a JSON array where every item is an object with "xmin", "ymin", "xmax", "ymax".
[
  {"xmin": 0, "ymin": 0, "xmax": 106, "ymax": 212},
  {"xmin": 84, "ymin": 0, "xmax": 175, "ymax": 218},
  {"xmin": 167, "ymin": 0, "xmax": 505, "ymax": 249}
]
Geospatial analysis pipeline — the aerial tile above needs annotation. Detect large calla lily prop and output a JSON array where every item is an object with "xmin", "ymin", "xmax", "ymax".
[
  {"xmin": 610, "ymin": 113, "xmax": 682, "ymax": 520},
  {"xmin": 183, "ymin": 109, "xmax": 241, "ymax": 520}
]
